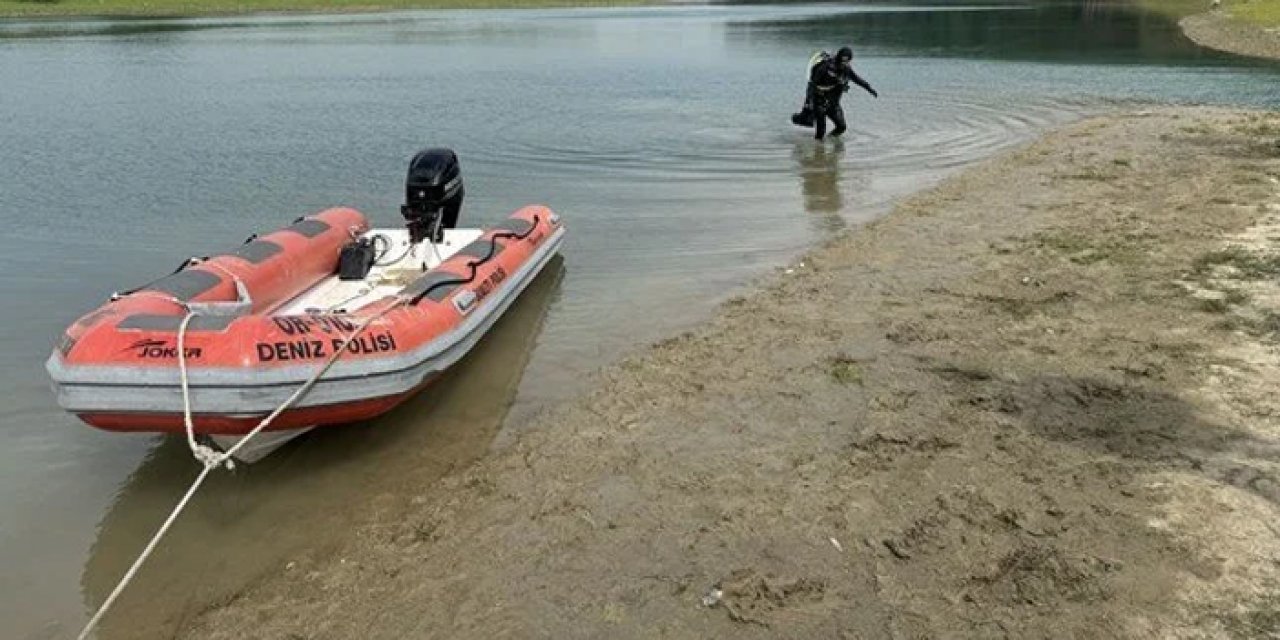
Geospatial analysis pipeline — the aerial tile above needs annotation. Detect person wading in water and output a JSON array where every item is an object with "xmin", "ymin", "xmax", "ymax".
[{"xmin": 792, "ymin": 46, "xmax": 878, "ymax": 141}]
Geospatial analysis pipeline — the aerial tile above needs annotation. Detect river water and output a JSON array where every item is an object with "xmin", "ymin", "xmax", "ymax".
[{"xmin": 0, "ymin": 2, "xmax": 1276, "ymax": 637}]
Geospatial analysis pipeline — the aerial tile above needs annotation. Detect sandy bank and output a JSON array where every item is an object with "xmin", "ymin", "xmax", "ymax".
[{"xmin": 175, "ymin": 107, "xmax": 1280, "ymax": 639}]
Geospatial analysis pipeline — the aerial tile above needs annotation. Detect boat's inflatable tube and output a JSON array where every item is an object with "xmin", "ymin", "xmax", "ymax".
[{"xmin": 47, "ymin": 206, "xmax": 565, "ymax": 434}]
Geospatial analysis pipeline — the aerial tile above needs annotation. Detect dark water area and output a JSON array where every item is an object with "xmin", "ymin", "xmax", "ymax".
[
  {"xmin": 0, "ymin": 2, "xmax": 1275, "ymax": 637},
  {"xmin": 735, "ymin": 0, "xmax": 1245, "ymax": 62}
]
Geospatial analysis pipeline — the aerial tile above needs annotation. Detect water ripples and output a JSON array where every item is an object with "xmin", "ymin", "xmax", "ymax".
[{"xmin": 466, "ymin": 89, "xmax": 1092, "ymax": 191}]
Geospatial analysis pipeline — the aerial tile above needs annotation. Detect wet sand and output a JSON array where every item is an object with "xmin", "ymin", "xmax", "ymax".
[{"xmin": 170, "ymin": 107, "xmax": 1280, "ymax": 638}]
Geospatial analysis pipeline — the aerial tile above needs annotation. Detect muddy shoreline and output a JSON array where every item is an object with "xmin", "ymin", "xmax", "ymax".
[{"xmin": 168, "ymin": 108, "xmax": 1280, "ymax": 638}]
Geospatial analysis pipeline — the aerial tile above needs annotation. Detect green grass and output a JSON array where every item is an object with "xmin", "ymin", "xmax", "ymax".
[
  {"xmin": 1059, "ymin": 168, "xmax": 1119, "ymax": 182},
  {"xmin": 0, "ymin": 0, "xmax": 643, "ymax": 18},
  {"xmin": 1234, "ymin": 0, "xmax": 1280, "ymax": 27},
  {"xmin": 1195, "ymin": 288, "xmax": 1251, "ymax": 313},
  {"xmin": 1234, "ymin": 121, "xmax": 1280, "ymax": 138},
  {"xmin": 1212, "ymin": 315, "xmax": 1247, "ymax": 331},
  {"xmin": 1211, "ymin": 310, "xmax": 1280, "ymax": 335},
  {"xmin": 1139, "ymin": 0, "xmax": 1211, "ymax": 20},
  {"xmin": 1032, "ymin": 230, "xmax": 1146, "ymax": 266},
  {"xmin": 1138, "ymin": 0, "xmax": 1280, "ymax": 28},
  {"xmin": 1224, "ymin": 288, "xmax": 1251, "ymax": 305},
  {"xmin": 1197, "ymin": 297, "xmax": 1231, "ymax": 313},
  {"xmin": 829, "ymin": 355, "xmax": 863, "ymax": 386}
]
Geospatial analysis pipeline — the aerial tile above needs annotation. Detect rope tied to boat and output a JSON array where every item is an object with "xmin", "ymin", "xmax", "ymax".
[
  {"xmin": 176, "ymin": 311, "xmax": 229, "ymax": 470},
  {"xmin": 78, "ymin": 301, "xmax": 402, "ymax": 640},
  {"xmin": 82, "ymin": 265, "xmax": 404, "ymax": 640},
  {"xmin": 178, "ymin": 258, "xmax": 256, "ymax": 470}
]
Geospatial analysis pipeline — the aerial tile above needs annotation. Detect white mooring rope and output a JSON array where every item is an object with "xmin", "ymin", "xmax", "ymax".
[{"xmin": 77, "ymin": 295, "xmax": 406, "ymax": 640}]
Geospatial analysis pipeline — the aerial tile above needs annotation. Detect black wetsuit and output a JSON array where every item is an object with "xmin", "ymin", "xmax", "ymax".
[{"xmin": 808, "ymin": 57, "xmax": 876, "ymax": 140}]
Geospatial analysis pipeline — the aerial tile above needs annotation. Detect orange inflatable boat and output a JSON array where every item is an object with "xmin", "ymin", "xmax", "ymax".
[{"xmin": 46, "ymin": 149, "xmax": 565, "ymax": 461}]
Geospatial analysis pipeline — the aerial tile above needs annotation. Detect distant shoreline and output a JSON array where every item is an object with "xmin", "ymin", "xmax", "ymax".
[
  {"xmin": 1135, "ymin": 0, "xmax": 1280, "ymax": 61},
  {"xmin": 0, "ymin": 0, "xmax": 649, "ymax": 20},
  {"xmin": 1180, "ymin": 11, "xmax": 1280, "ymax": 61}
]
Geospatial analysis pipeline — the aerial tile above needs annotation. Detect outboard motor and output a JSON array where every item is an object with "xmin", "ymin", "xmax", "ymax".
[{"xmin": 401, "ymin": 148, "xmax": 464, "ymax": 244}]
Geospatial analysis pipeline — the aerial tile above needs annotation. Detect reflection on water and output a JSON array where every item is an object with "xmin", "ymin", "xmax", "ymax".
[
  {"xmin": 794, "ymin": 139, "xmax": 850, "ymax": 234},
  {"xmin": 80, "ymin": 259, "xmax": 563, "ymax": 639},
  {"xmin": 727, "ymin": 0, "xmax": 1266, "ymax": 65}
]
